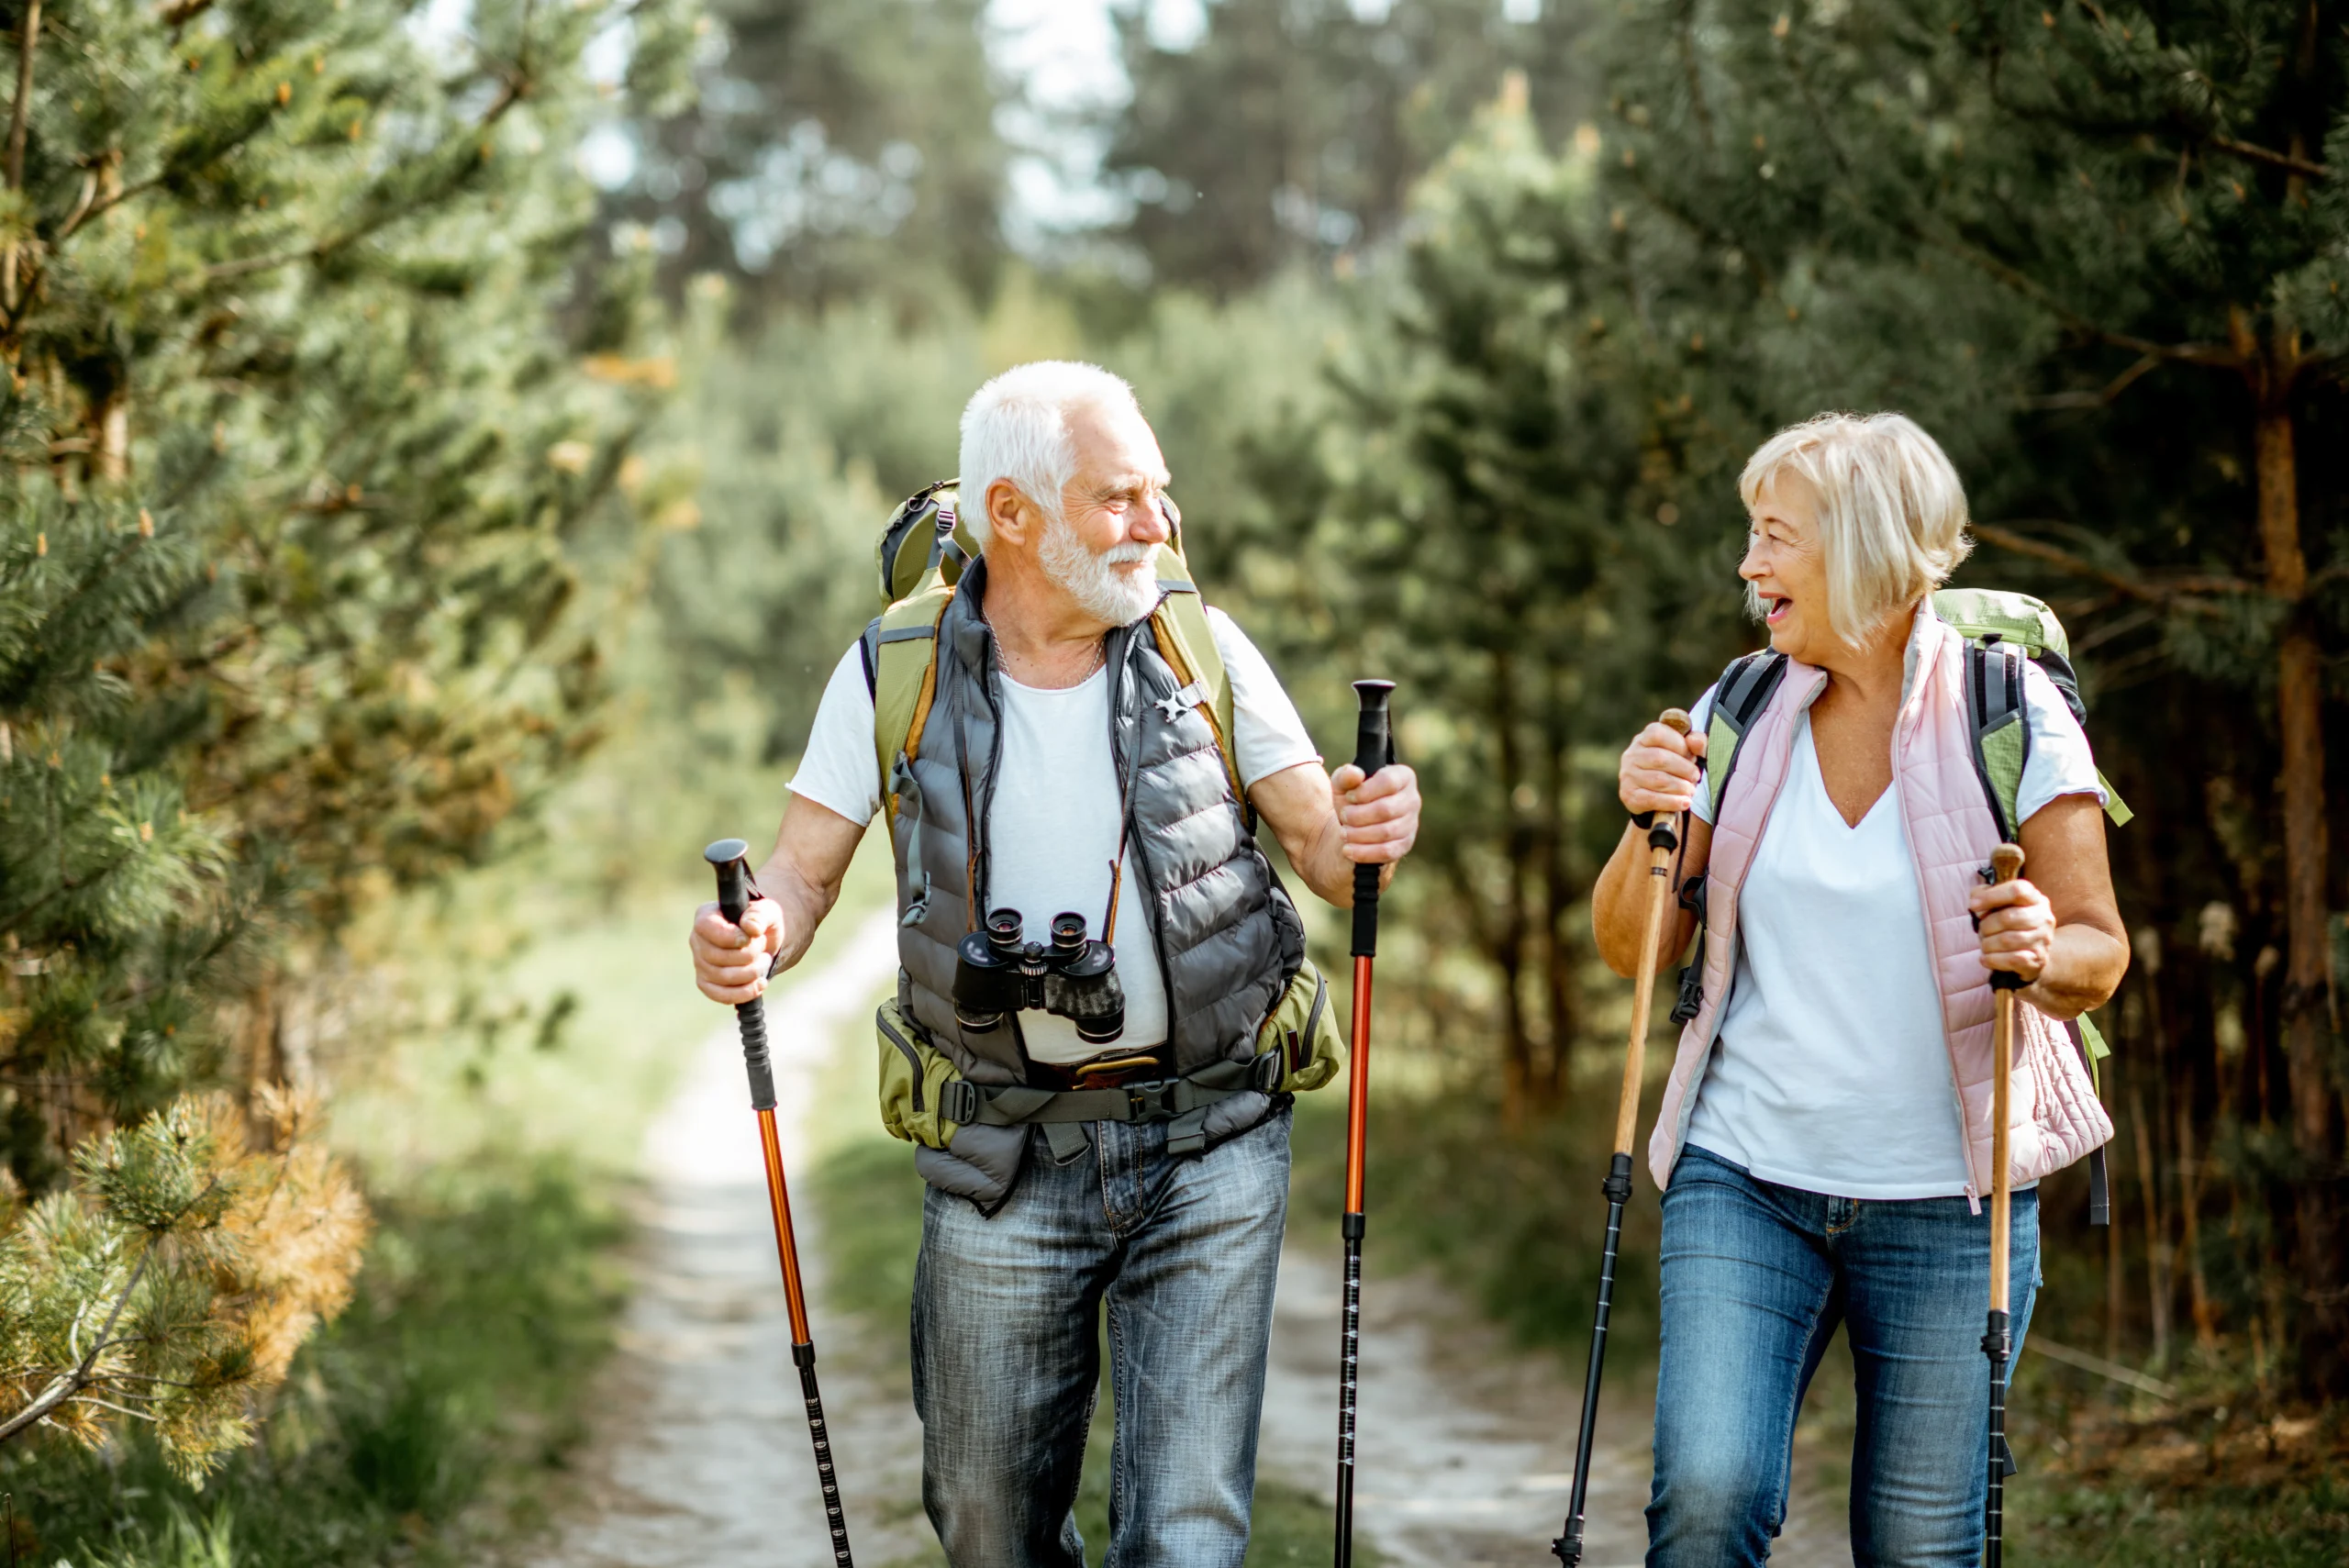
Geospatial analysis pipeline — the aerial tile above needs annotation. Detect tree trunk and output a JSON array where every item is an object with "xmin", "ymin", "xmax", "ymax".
[
  {"xmin": 1491, "ymin": 649, "xmax": 1533, "ymax": 1129},
  {"xmin": 2251, "ymin": 360, "xmax": 2343, "ymax": 1395}
]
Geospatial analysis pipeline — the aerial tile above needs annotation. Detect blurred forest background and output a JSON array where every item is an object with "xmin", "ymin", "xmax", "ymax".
[{"xmin": 1, "ymin": 0, "xmax": 2343, "ymax": 1563}]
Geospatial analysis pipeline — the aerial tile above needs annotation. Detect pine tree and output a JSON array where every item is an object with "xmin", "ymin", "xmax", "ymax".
[
  {"xmin": 0, "ymin": 0, "xmax": 696, "ymax": 1462},
  {"xmin": 1107, "ymin": 0, "xmax": 1597, "ymax": 294}
]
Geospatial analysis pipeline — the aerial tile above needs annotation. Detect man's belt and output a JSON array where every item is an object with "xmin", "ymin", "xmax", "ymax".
[{"xmin": 938, "ymin": 1053, "xmax": 1282, "ymax": 1158}]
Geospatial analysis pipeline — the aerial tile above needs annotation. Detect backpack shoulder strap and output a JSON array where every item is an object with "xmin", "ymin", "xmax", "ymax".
[
  {"xmin": 1703, "ymin": 651, "xmax": 1789, "ymax": 823},
  {"xmin": 1965, "ymin": 640, "xmax": 2032, "ymax": 843},
  {"xmin": 1145, "ymin": 542, "xmax": 1251, "ymax": 829},
  {"xmin": 872, "ymin": 580, "xmax": 955, "ymax": 839}
]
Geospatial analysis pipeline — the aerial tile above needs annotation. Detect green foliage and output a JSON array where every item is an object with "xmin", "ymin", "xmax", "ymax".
[
  {"xmin": 0, "ymin": 0, "xmax": 696, "ymax": 1473},
  {"xmin": 1107, "ymin": 0, "xmax": 1597, "ymax": 294},
  {"xmin": 604, "ymin": 0, "xmax": 1008, "ymax": 313}
]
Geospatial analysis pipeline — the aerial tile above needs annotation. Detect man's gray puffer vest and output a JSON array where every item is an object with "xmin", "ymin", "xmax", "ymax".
[{"xmin": 889, "ymin": 561, "xmax": 1303, "ymax": 1211}]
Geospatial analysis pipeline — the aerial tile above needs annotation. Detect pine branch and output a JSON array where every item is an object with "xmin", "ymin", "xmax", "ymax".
[
  {"xmin": 2024, "ymin": 352, "xmax": 2162, "ymax": 409},
  {"xmin": 208, "ymin": 0, "xmax": 542, "ymax": 287},
  {"xmin": 1971, "ymin": 521, "xmax": 2254, "ymax": 609},
  {"xmin": 1920, "ymin": 227, "xmax": 2243, "ymax": 369},
  {"xmin": 6, "ymin": 1, "xmax": 37, "ymax": 195},
  {"xmin": 2207, "ymin": 135, "xmax": 2330, "ymax": 180}
]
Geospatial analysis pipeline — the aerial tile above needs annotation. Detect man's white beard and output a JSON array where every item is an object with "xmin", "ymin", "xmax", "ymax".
[{"xmin": 1040, "ymin": 511, "xmax": 1160, "ymax": 626}]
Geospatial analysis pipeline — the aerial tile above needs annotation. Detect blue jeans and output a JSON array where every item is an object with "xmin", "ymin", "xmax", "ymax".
[
  {"xmin": 1648, "ymin": 1147, "xmax": 2040, "ymax": 1568},
  {"xmin": 911, "ymin": 1106, "xmax": 1290, "ymax": 1568}
]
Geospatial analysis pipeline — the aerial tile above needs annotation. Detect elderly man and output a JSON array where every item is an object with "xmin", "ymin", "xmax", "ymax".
[{"xmin": 688, "ymin": 361, "xmax": 1420, "ymax": 1567}]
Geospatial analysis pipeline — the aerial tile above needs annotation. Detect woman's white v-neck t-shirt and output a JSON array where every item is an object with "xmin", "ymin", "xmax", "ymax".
[{"xmin": 1684, "ymin": 720, "xmax": 1970, "ymax": 1198}]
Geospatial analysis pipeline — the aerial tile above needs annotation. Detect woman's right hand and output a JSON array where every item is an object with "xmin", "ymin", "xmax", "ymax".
[
  {"xmin": 692, "ymin": 898, "xmax": 785, "ymax": 1004},
  {"xmin": 1619, "ymin": 718, "xmax": 1708, "ymax": 818}
]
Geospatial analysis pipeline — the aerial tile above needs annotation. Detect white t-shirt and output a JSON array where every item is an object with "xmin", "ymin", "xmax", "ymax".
[
  {"xmin": 1682, "ymin": 659, "xmax": 2105, "ymax": 1199},
  {"xmin": 787, "ymin": 607, "xmax": 1321, "ymax": 1064}
]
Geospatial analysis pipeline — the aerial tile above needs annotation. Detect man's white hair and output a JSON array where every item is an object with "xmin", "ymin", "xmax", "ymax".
[
  {"xmin": 957, "ymin": 361, "xmax": 1141, "ymax": 550},
  {"xmin": 1740, "ymin": 411, "xmax": 1974, "ymax": 645}
]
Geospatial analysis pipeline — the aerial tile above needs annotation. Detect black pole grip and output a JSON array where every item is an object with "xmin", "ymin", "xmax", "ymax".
[
  {"xmin": 707, "ymin": 836, "xmax": 752, "ymax": 924},
  {"xmin": 1350, "ymin": 681, "xmax": 1395, "ymax": 959},
  {"xmin": 705, "ymin": 838, "xmax": 777, "ymax": 1112}
]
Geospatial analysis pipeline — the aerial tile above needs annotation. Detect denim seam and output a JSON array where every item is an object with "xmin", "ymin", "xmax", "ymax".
[
  {"xmin": 1104, "ymin": 1292, "xmax": 1130, "ymax": 1566},
  {"xmin": 1768, "ymin": 1271, "xmax": 1835, "ymax": 1538}
]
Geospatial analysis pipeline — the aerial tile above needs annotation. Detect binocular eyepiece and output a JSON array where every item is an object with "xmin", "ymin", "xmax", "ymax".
[{"xmin": 954, "ymin": 906, "xmax": 1124, "ymax": 1044}]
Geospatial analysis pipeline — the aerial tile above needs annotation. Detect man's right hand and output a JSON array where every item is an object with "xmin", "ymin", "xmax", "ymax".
[{"xmin": 692, "ymin": 897, "xmax": 785, "ymax": 1004}]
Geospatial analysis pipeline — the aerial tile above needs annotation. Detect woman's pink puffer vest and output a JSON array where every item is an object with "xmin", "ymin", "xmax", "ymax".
[{"xmin": 1645, "ymin": 606, "xmax": 2115, "ymax": 1207}]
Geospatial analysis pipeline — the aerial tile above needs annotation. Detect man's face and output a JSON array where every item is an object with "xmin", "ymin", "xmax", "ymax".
[{"xmin": 1036, "ymin": 400, "xmax": 1173, "ymax": 626}]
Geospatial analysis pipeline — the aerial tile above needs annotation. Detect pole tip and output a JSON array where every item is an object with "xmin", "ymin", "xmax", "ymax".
[
  {"xmin": 1353, "ymin": 678, "xmax": 1396, "ymax": 711},
  {"xmin": 1990, "ymin": 842, "xmax": 2024, "ymax": 883},
  {"xmin": 1660, "ymin": 706, "xmax": 1692, "ymax": 736},
  {"xmin": 704, "ymin": 837, "xmax": 749, "ymax": 868}
]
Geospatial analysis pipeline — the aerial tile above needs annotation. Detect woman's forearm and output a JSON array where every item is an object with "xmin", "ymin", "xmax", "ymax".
[{"xmin": 2022, "ymin": 923, "xmax": 2130, "ymax": 1021}]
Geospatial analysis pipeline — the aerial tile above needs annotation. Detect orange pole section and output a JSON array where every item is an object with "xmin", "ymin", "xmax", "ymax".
[
  {"xmin": 1344, "ymin": 953, "xmax": 1375, "ymax": 1216},
  {"xmin": 757, "ymin": 1106, "xmax": 813, "ymax": 1347}
]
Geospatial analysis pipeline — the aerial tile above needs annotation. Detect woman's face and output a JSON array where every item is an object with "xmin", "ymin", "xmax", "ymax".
[{"xmin": 1739, "ymin": 474, "xmax": 1832, "ymax": 662}]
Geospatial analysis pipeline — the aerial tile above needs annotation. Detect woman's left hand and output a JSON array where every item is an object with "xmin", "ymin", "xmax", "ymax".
[{"xmin": 1969, "ymin": 874, "xmax": 2056, "ymax": 985}]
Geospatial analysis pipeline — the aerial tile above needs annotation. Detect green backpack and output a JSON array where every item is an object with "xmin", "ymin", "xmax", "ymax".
[{"xmin": 1687, "ymin": 587, "xmax": 2125, "ymax": 1222}]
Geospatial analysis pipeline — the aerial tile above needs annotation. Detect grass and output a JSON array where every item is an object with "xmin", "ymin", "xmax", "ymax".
[{"xmin": 807, "ymin": 1136, "xmax": 1373, "ymax": 1566}]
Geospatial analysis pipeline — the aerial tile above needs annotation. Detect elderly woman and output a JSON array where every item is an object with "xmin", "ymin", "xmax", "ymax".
[{"xmin": 1592, "ymin": 413, "xmax": 2128, "ymax": 1566}]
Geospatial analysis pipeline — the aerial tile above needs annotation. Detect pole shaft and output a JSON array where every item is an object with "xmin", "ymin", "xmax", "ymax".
[
  {"xmin": 1616, "ymin": 840, "xmax": 1675, "ymax": 1157},
  {"xmin": 1556, "ymin": 1188, "xmax": 1628, "ymax": 1566},
  {"xmin": 1344, "ymin": 954, "xmax": 1375, "ymax": 1215},
  {"xmin": 1982, "ymin": 842, "xmax": 2022, "ymax": 1568},
  {"xmin": 800, "ymin": 1355, "xmax": 853, "ymax": 1568},
  {"xmin": 1333, "ymin": 1232, "xmax": 1364, "ymax": 1568},
  {"xmin": 757, "ymin": 1104, "xmax": 814, "ymax": 1345}
]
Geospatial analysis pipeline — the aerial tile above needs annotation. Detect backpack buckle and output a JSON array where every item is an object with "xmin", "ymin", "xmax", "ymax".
[
  {"xmin": 1126, "ymin": 1081, "xmax": 1179, "ymax": 1121},
  {"xmin": 941, "ymin": 1079, "xmax": 981, "ymax": 1125},
  {"xmin": 1154, "ymin": 680, "xmax": 1208, "ymax": 723}
]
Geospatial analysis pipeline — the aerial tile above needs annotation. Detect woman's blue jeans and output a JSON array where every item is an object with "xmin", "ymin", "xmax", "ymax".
[
  {"xmin": 911, "ymin": 1105, "xmax": 1290, "ymax": 1568},
  {"xmin": 1648, "ymin": 1146, "xmax": 2040, "ymax": 1567}
]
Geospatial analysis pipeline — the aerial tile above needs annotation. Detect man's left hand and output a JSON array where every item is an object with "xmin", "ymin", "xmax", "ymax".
[{"xmin": 1330, "ymin": 761, "xmax": 1420, "ymax": 866}]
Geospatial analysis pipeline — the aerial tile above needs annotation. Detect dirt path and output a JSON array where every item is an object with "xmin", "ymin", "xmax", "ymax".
[
  {"xmin": 536, "ymin": 912, "xmax": 1843, "ymax": 1566},
  {"xmin": 532, "ymin": 908, "xmax": 932, "ymax": 1568}
]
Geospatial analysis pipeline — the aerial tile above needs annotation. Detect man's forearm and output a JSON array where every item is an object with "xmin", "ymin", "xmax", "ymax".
[
  {"xmin": 1294, "ymin": 821, "xmax": 1395, "ymax": 907},
  {"xmin": 756, "ymin": 851, "xmax": 839, "ymax": 974}
]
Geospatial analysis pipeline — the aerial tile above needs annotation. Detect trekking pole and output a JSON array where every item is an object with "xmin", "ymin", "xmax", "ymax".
[
  {"xmin": 1553, "ymin": 707, "xmax": 1691, "ymax": 1568},
  {"xmin": 1983, "ymin": 841, "xmax": 2023, "ymax": 1568},
  {"xmin": 704, "ymin": 839, "xmax": 854, "ymax": 1568},
  {"xmin": 1332, "ymin": 678, "xmax": 1395, "ymax": 1568}
]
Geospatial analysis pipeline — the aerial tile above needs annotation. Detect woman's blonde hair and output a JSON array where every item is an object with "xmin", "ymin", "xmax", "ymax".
[{"xmin": 1739, "ymin": 412, "xmax": 1973, "ymax": 645}]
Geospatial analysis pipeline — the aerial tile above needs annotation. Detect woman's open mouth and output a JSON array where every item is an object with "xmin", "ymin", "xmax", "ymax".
[{"xmin": 1763, "ymin": 594, "xmax": 1792, "ymax": 627}]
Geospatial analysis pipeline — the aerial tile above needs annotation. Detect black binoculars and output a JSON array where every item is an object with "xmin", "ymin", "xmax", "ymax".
[{"xmin": 952, "ymin": 907, "xmax": 1125, "ymax": 1044}]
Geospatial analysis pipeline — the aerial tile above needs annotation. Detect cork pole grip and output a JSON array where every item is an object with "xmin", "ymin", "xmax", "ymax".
[{"xmin": 1614, "ymin": 708, "xmax": 1692, "ymax": 1159}]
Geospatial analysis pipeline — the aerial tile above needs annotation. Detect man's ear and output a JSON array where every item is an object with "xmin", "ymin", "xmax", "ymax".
[{"xmin": 985, "ymin": 478, "xmax": 1033, "ymax": 549}]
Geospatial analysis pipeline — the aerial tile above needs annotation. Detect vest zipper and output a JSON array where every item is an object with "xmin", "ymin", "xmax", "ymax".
[{"xmin": 1112, "ymin": 628, "xmax": 1185, "ymax": 1049}]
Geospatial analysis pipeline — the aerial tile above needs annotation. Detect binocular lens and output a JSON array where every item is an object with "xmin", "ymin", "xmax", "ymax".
[
  {"xmin": 1050, "ymin": 911, "xmax": 1088, "ymax": 957},
  {"xmin": 985, "ymin": 907, "xmax": 1023, "ymax": 957}
]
